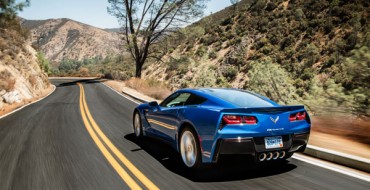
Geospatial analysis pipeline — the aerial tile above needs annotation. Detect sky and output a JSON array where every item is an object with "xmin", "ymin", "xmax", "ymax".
[{"xmin": 18, "ymin": 0, "xmax": 232, "ymax": 29}]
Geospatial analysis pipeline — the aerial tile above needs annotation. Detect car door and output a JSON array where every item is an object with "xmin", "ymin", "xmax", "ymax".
[{"xmin": 146, "ymin": 92, "xmax": 191, "ymax": 142}]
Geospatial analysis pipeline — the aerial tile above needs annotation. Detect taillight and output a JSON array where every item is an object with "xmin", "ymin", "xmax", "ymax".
[
  {"xmin": 289, "ymin": 111, "xmax": 306, "ymax": 121},
  {"xmin": 243, "ymin": 116, "xmax": 257, "ymax": 124},
  {"xmin": 222, "ymin": 115, "xmax": 257, "ymax": 125},
  {"xmin": 222, "ymin": 115, "xmax": 242, "ymax": 124}
]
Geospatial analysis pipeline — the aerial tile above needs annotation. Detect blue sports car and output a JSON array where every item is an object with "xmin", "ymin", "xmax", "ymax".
[{"xmin": 133, "ymin": 88, "xmax": 310, "ymax": 169}]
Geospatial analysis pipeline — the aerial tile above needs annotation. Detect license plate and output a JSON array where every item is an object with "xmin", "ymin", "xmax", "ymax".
[{"xmin": 265, "ymin": 136, "xmax": 283, "ymax": 149}]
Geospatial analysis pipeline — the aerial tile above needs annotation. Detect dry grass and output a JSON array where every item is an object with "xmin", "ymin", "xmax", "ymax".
[
  {"xmin": 29, "ymin": 75, "xmax": 37, "ymax": 87},
  {"xmin": 0, "ymin": 70, "xmax": 15, "ymax": 91},
  {"xmin": 125, "ymin": 78, "xmax": 171, "ymax": 100},
  {"xmin": 312, "ymin": 115, "xmax": 370, "ymax": 145}
]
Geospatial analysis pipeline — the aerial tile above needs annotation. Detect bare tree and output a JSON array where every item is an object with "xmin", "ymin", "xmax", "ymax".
[{"xmin": 108, "ymin": 0, "xmax": 209, "ymax": 78}]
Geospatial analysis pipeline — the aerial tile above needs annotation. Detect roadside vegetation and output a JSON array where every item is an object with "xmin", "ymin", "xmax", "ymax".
[
  {"xmin": 140, "ymin": 0, "xmax": 370, "ymax": 119},
  {"xmin": 50, "ymin": 55, "xmax": 135, "ymax": 79}
]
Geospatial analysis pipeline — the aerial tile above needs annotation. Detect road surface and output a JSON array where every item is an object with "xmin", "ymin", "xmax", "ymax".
[{"xmin": 0, "ymin": 78, "xmax": 369, "ymax": 189}]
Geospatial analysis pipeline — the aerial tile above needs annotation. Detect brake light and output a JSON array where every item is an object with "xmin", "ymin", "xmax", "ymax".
[
  {"xmin": 297, "ymin": 112, "xmax": 306, "ymax": 120},
  {"xmin": 289, "ymin": 111, "xmax": 306, "ymax": 121},
  {"xmin": 222, "ymin": 115, "xmax": 242, "ymax": 124},
  {"xmin": 289, "ymin": 114, "xmax": 297, "ymax": 121},
  {"xmin": 222, "ymin": 115, "xmax": 257, "ymax": 124},
  {"xmin": 243, "ymin": 116, "xmax": 257, "ymax": 124}
]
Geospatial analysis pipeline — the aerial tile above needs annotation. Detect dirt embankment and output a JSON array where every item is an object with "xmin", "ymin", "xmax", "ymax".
[{"xmin": 0, "ymin": 27, "xmax": 51, "ymax": 116}]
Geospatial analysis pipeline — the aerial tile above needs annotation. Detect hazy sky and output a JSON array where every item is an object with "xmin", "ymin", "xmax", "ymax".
[{"xmin": 18, "ymin": 0, "xmax": 232, "ymax": 29}]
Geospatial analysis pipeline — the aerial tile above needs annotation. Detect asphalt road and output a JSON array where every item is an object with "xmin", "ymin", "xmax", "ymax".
[{"xmin": 0, "ymin": 78, "xmax": 369, "ymax": 190}]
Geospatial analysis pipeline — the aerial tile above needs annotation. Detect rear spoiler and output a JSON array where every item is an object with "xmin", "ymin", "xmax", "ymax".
[{"xmin": 221, "ymin": 105, "xmax": 305, "ymax": 114}]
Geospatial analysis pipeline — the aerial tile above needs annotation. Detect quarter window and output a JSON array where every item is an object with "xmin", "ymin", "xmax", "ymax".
[{"xmin": 160, "ymin": 93, "xmax": 191, "ymax": 107}]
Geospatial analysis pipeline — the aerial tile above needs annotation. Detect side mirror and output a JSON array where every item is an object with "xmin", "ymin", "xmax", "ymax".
[{"xmin": 148, "ymin": 101, "xmax": 159, "ymax": 107}]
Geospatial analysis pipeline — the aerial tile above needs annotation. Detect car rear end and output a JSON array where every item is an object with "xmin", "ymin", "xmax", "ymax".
[{"xmin": 211, "ymin": 106, "xmax": 311, "ymax": 162}]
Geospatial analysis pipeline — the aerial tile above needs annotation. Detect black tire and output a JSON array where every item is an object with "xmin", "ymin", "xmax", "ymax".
[
  {"xmin": 179, "ymin": 127, "xmax": 202, "ymax": 169},
  {"xmin": 133, "ymin": 111, "xmax": 143, "ymax": 139}
]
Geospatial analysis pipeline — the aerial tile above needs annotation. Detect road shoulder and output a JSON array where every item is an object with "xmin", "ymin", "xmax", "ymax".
[{"xmin": 0, "ymin": 85, "xmax": 55, "ymax": 118}]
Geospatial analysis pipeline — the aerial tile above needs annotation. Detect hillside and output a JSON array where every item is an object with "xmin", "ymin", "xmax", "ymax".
[
  {"xmin": 21, "ymin": 18, "xmax": 121, "ymax": 64},
  {"xmin": 0, "ymin": 17, "xmax": 50, "ymax": 112},
  {"xmin": 142, "ymin": 0, "xmax": 369, "ymax": 116}
]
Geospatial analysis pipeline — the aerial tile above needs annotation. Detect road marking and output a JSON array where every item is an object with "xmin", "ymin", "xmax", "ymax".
[
  {"xmin": 78, "ymin": 83, "xmax": 141, "ymax": 189},
  {"xmin": 101, "ymin": 82, "xmax": 141, "ymax": 104},
  {"xmin": 78, "ymin": 83, "xmax": 159, "ymax": 190},
  {"xmin": 293, "ymin": 154, "xmax": 370, "ymax": 182}
]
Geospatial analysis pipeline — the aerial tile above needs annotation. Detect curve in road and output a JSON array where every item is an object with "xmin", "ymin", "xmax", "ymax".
[{"xmin": 0, "ymin": 78, "xmax": 369, "ymax": 190}]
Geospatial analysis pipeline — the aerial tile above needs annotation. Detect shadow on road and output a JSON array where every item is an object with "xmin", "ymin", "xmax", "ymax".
[
  {"xmin": 125, "ymin": 133, "xmax": 297, "ymax": 182},
  {"xmin": 55, "ymin": 78, "xmax": 104, "ymax": 87}
]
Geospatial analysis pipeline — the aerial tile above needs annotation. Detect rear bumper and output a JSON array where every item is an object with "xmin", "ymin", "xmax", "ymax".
[{"xmin": 212, "ymin": 132, "xmax": 310, "ymax": 162}]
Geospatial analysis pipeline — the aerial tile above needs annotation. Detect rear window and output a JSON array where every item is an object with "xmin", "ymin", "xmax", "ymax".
[{"xmin": 204, "ymin": 89, "xmax": 274, "ymax": 107}]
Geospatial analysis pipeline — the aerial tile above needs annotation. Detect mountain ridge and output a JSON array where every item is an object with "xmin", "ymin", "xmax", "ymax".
[{"xmin": 21, "ymin": 18, "xmax": 121, "ymax": 63}]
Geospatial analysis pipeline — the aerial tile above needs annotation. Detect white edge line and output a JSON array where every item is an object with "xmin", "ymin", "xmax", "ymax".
[
  {"xmin": 101, "ymin": 83, "xmax": 141, "ymax": 105},
  {"xmin": 102, "ymin": 81, "xmax": 370, "ymax": 183},
  {"xmin": 292, "ymin": 154, "xmax": 370, "ymax": 183},
  {"xmin": 0, "ymin": 85, "xmax": 56, "ymax": 120}
]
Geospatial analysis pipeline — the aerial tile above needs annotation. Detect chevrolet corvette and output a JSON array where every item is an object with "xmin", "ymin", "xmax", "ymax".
[{"xmin": 133, "ymin": 88, "xmax": 310, "ymax": 169}]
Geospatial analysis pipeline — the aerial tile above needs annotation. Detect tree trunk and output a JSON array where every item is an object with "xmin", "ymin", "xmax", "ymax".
[{"xmin": 135, "ymin": 60, "xmax": 143, "ymax": 78}]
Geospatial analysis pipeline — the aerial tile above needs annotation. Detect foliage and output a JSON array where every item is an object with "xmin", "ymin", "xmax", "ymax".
[
  {"xmin": 167, "ymin": 56, "xmax": 190, "ymax": 75},
  {"xmin": 107, "ymin": 0, "xmax": 209, "ymax": 78},
  {"xmin": 0, "ymin": 0, "xmax": 29, "ymax": 27},
  {"xmin": 338, "ymin": 46, "xmax": 370, "ymax": 115},
  {"xmin": 53, "ymin": 55, "xmax": 135, "ymax": 79},
  {"xmin": 245, "ymin": 59, "xmax": 300, "ymax": 105},
  {"xmin": 36, "ymin": 52, "xmax": 50, "ymax": 75},
  {"xmin": 143, "ymin": 0, "xmax": 370, "ymax": 117}
]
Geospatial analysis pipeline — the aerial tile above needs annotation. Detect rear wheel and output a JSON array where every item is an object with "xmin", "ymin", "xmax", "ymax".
[
  {"xmin": 133, "ymin": 112, "xmax": 143, "ymax": 138},
  {"xmin": 180, "ymin": 128, "xmax": 202, "ymax": 169}
]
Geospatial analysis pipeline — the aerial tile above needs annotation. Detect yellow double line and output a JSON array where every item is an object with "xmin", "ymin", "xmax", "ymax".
[{"xmin": 78, "ymin": 83, "xmax": 159, "ymax": 190}]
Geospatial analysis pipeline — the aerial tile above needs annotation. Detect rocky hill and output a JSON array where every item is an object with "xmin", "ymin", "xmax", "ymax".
[
  {"xmin": 21, "ymin": 18, "xmax": 121, "ymax": 63},
  {"xmin": 142, "ymin": 0, "xmax": 369, "ymax": 116},
  {"xmin": 0, "ymin": 18, "xmax": 50, "ymax": 111}
]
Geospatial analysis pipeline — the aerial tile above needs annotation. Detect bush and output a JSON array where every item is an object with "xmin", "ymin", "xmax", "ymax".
[
  {"xmin": 36, "ymin": 52, "xmax": 50, "ymax": 75},
  {"xmin": 195, "ymin": 45, "xmax": 207, "ymax": 57},
  {"xmin": 0, "ymin": 70, "xmax": 15, "ymax": 91},
  {"xmin": 245, "ymin": 59, "xmax": 300, "ymax": 105},
  {"xmin": 167, "ymin": 56, "xmax": 190, "ymax": 74},
  {"xmin": 208, "ymin": 50, "xmax": 218, "ymax": 60},
  {"xmin": 221, "ymin": 18, "xmax": 233, "ymax": 26},
  {"xmin": 222, "ymin": 66, "xmax": 238, "ymax": 81}
]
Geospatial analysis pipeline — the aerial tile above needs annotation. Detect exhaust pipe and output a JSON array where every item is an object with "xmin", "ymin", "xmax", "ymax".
[
  {"xmin": 259, "ymin": 153, "xmax": 267, "ymax": 161},
  {"xmin": 266, "ymin": 152, "xmax": 273, "ymax": 161},
  {"xmin": 273, "ymin": 152, "xmax": 280, "ymax": 160},
  {"xmin": 279, "ymin": 151, "xmax": 286, "ymax": 159}
]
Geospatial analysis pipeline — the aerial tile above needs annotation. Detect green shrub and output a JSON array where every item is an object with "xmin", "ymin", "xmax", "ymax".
[
  {"xmin": 223, "ymin": 66, "xmax": 238, "ymax": 81},
  {"xmin": 195, "ymin": 45, "xmax": 207, "ymax": 57},
  {"xmin": 36, "ymin": 52, "xmax": 50, "ymax": 75},
  {"xmin": 208, "ymin": 50, "xmax": 217, "ymax": 60}
]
